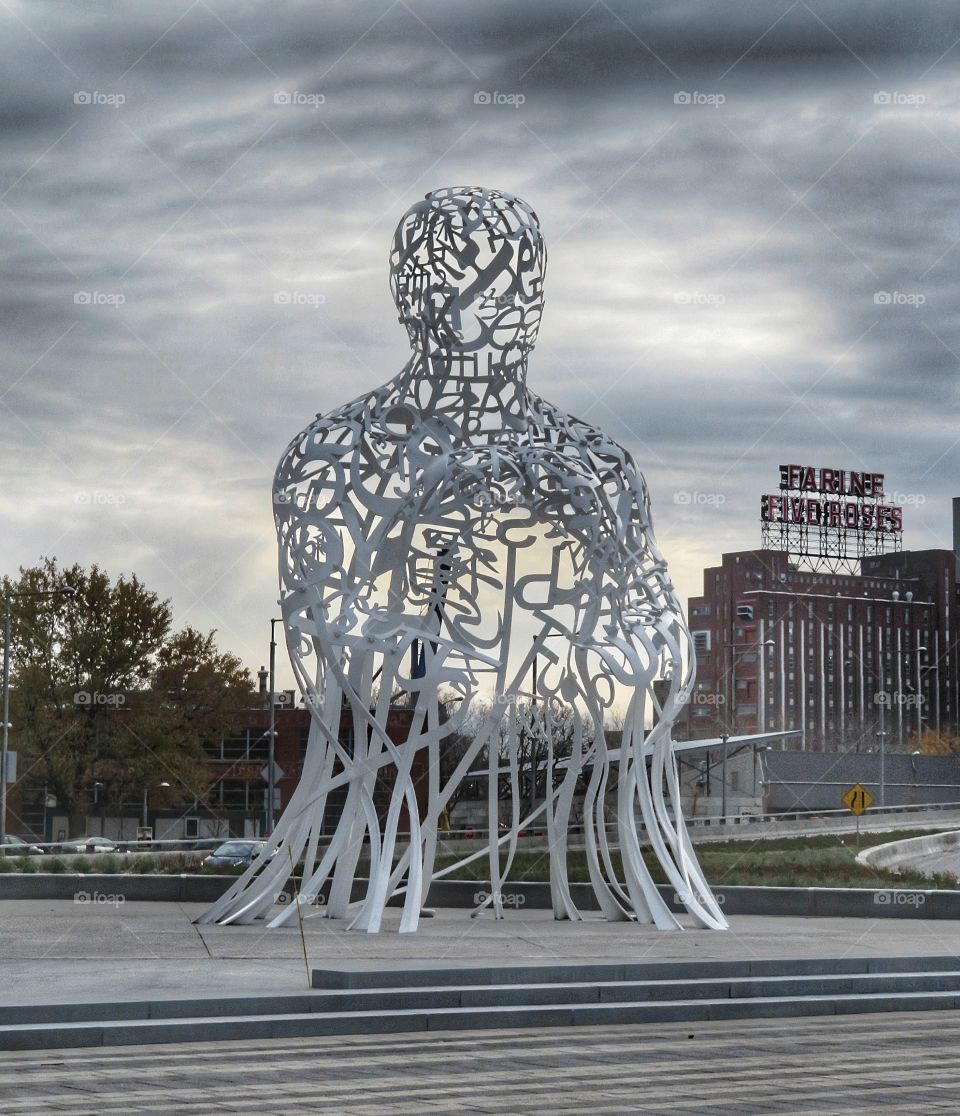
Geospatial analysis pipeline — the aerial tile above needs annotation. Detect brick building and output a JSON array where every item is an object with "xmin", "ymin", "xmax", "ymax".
[
  {"xmin": 686, "ymin": 540, "xmax": 959, "ymax": 752},
  {"xmin": 17, "ymin": 699, "xmax": 417, "ymax": 844},
  {"xmin": 190, "ymin": 699, "xmax": 418, "ymax": 840}
]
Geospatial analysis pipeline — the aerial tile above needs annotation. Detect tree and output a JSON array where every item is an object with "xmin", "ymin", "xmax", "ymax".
[
  {"xmin": 5, "ymin": 558, "xmax": 252, "ymax": 836},
  {"xmin": 915, "ymin": 729, "xmax": 960, "ymax": 757},
  {"xmin": 435, "ymin": 692, "xmax": 479, "ymax": 815},
  {"xmin": 451, "ymin": 698, "xmax": 577, "ymax": 816}
]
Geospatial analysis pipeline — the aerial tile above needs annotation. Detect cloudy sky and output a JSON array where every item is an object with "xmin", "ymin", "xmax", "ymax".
[{"xmin": 3, "ymin": 1, "xmax": 959, "ymax": 685}]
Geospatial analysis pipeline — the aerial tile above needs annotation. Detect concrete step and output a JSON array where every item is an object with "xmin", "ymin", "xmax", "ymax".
[
  {"xmin": 5, "ymin": 956, "xmax": 960, "ymax": 1050},
  {"xmin": 7, "ymin": 968, "xmax": 960, "ymax": 1027},
  {"xmin": 312, "ymin": 953, "xmax": 960, "ymax": 989},
  {"xmin": 2, "ymin": 987, "xmax": 960, "ymax": 1051}
]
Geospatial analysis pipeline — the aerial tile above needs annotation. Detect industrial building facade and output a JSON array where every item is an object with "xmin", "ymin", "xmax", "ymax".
[{"xmin": 686, "ymin": 540, "xmax": 959, "ymax": 752}]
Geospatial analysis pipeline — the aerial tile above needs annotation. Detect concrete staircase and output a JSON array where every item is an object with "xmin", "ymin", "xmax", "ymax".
[{"xmin": 4, "ymin": 955, "xmax": 960, "ymax": 1050}]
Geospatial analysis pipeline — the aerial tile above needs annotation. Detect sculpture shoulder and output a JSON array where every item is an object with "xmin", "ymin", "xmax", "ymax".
[
  {"xmin": 275, "ymin": 385, "xmax": 390, "ymax": 485},
  {"xmin": 529, "ymin": 394, "xmax": 651, "ymax": 504}
]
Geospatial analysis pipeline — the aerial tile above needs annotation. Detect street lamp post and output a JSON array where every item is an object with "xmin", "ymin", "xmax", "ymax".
[
  {"xmin": 1, "ymin": 586, "xmax": 75, "ymax": 838},
  {"xmin": 720, "ymin": 731, "xmax": 729, "ymax": 820},
  {"xmin": 918, "ymin": 653, "xmax": 938, "ymax": 736},
  {"xmin": 876, "ymin": 731, "xmax": 888, "ymax": 807},
  {"xmin": 142, "ymin": 781, "xmax": 171, "ymax": 830},
  {"xmin": 267, "ymin": 618, "xmax": 281, "ymax": 833}
]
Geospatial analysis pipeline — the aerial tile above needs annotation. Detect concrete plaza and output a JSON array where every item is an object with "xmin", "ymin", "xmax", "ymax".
[{"xmin": 3, "ymin": 899, "xmax": 960, "ymax": 1006}]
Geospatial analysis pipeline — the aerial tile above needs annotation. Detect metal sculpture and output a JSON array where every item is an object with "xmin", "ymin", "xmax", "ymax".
[{"xmin": 198, "ymin": 186, "xmax": 727, "ymax": 934}]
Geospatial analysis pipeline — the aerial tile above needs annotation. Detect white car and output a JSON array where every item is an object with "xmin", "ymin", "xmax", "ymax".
[
  {"xmin": 0, "ymin": 834, "xmax": 44, "ymax": 856},
  {"xmin": 59, "ymin": 837, "xmax": 125, "ymax": 854}
]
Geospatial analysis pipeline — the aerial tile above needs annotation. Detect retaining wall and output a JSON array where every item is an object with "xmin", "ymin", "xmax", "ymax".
[{"xmin": 0, "ymin": 873, "xmax": 955, "ymax": 919}]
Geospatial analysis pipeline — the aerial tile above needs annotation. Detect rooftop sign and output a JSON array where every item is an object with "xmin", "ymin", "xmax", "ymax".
[{"xmin": 761, "ymin": 464, "xmax": 903, "ymax": 573}]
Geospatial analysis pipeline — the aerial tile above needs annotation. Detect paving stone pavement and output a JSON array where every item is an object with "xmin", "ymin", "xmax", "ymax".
[
  {"xmin": 0, "ymin": 1012, "xmax": 957, "ymax": 1114},
  {"xmin": 3, "ymin": 901, "xmax": 960, "ymax": 1111}
]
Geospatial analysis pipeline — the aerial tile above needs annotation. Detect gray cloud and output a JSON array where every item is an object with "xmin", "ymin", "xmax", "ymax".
[{"xmin": 1, "ymin": 1, "xmax": 959, "ymax": 680}]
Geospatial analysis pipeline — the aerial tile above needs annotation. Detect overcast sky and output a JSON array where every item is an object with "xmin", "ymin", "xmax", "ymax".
[{"xmin": 3, "ymin": 1, "xmax": 959, "ymax": 685}]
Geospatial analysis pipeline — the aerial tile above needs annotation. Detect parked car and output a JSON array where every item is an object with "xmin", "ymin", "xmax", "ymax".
[
  {"xmin": 202, "ymin": 840, "xmax": 267, "ymax": 868},
  {"xmin": 58, "ymin": 836, "xmax": 124, "ymax": 854},
  {"xmin": 0, "ymin": 834, "xmax": 44, "ymax": 856}
]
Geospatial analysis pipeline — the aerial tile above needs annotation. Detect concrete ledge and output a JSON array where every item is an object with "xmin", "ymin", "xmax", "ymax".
[
  {"xmin": 0, "ymin": 873, "xmax": 237, "ymax": 903},
  {"xmin": 857, "ymin": 829, "xmax": 960, "ymax": 874}
]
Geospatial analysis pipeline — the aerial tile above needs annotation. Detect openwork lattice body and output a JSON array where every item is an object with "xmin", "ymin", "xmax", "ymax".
[{"xmin": 198, "ymin": 187, "xmax": 727, "ymax": 933}]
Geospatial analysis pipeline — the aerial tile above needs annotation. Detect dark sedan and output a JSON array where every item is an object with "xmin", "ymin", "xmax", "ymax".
[{"xmin": 202, "ymin": 840, "xmax": 266, "ymax": 868}]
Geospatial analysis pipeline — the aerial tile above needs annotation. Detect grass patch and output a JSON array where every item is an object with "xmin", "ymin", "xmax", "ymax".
[
  {"xmin": 433, "ymin": 828, "xmax": 960, "ymax": 891},
  {"xmin": 0, "ymin": 826, "xmax": 954, "ymax": 891}
]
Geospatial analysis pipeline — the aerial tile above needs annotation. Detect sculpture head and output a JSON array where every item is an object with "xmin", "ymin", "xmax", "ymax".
[{"xmin": 390, "ymin": 186, "xmax": 546, "ymax": 361}]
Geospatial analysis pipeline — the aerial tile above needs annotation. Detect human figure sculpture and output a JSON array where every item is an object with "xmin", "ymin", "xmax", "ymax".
[{"xmin": 198, "ymin": 186, "xmax": 727, "ymax": 934}]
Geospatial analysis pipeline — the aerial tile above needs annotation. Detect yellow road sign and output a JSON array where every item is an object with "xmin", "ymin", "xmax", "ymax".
[{"xmin": 842, "ymin": 783, "xmax": 874, "ymax": 816}]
